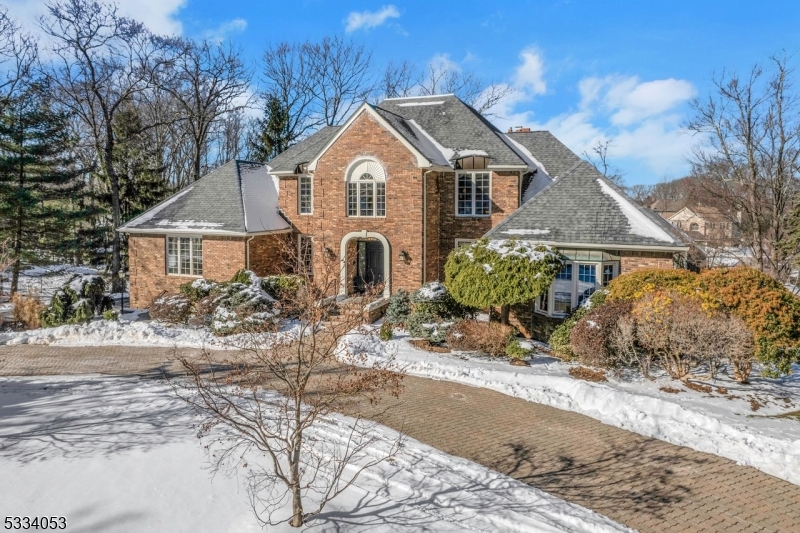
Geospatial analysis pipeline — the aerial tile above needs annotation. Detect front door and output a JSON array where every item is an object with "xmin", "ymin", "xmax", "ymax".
[{"xmin": 354, "ymin": 240, "xmax": 384, "ymax": 293}]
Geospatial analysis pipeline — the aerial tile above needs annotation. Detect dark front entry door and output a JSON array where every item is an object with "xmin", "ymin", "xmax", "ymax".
[{"xmin": 354, "ymin": 240, "xmax": 384, "ymax": 293}]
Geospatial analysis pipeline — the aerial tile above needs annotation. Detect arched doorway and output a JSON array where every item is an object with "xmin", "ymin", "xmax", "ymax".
[{"xmin": 339, "ymin": 231, "xmax": 391, "ymax": 298}]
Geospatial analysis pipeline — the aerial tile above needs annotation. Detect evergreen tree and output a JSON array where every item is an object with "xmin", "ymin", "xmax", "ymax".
[
  {"xmin": 0, "ymin": 81, "xmax": 90, "ymax": 293},
  {"xmin": 444, "ymin": 238, "xmax": 564, "ymax": 324},
  {"xmin": 248, "ymin": 94, "xmax": 291, "ymax": 162}
]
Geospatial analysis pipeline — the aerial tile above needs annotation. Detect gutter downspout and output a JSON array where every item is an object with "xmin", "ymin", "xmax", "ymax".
[
  {"xmin": 245, "ymin": 235, "xmax": 255, "ymax": 271},
  {"xmin": 422, "ymin": 170, "xmax": 434, "ymax": 284}
]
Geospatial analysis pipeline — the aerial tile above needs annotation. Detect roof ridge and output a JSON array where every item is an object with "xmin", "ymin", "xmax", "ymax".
[{"xmin": 382, "ymin": 93, "xmax": 456, "ymax": 101}]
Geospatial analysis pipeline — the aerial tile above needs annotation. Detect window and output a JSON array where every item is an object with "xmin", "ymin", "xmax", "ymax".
[
  {"xmin": 456, "ymin": 172, "xmax": 491, "ymax": 216},
  {"xmin": 298, "ymin": 235, "xmax": 313, "ymax": 275},
  {"xmin": 536, "ymin": 260, "xmax": 618, "ymax": 318},
  {"xmin": 690, "ymin": 222, "xmax": 700, "ymax": 231},
  {"xmin": 298, "ymin": 175, "xmax": 312, "ymax": 214},
  {"xmin": 167, "ymin": 236, "xmax": 202, "ymax": 276},
  {"xmin": 455, "ymin": 239, "xmax": 477, "ymax": 248},
  {"xmin": 347, "ymin": 172, "xmax": 386, "ymax": 217}
]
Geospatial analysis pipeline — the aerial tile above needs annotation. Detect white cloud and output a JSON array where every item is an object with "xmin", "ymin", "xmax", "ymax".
[
  {"xmin": 344, "ymin": 5, "xmax": 400, "ymax": 33},
  {"xmin": 513, "ymin": 47, "xmax": 546, "ymax": 96},
  {"xmin": 5, "ymin": 0, "xmax": 187, "ymax": 36},
  {"xmin": 202, "ymin": 18, "xmax": 247, "ymax": 43}
]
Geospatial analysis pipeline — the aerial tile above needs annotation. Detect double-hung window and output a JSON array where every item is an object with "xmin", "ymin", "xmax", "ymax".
[
  {"xmin": 456, "ymin": 172, "xmax": 491, "ymax": 216},
  {"xmin": 167, "ymin": 236, "xmax": 202, "ymax": 276},
  {"xmin": 347, "ymin": 172, "xmax": 386, "ymax": 217},
  {"xmin": 298, "ymin": 175, "xmax": 313, "ymax": 215}
]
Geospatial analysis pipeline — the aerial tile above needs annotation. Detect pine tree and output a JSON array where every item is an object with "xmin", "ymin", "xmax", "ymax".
[
  {"xmin": 248, "ymin": 95, "xmax": 292, "ymax": 163},
  {"xmin": 444, "ymin": 238, "xmax": 564, "ymax": 324},
  {"xmin": 0, "ymin": 81, "xmax": 90, "ymax": 293}
]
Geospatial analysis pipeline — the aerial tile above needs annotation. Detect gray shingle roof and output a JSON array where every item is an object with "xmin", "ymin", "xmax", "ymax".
[
  {"xmin": 376, "ymin": 95, "xmax": 527, "ymax": 167},
  {"xmin": 486, "ymin": 161, "xmax": 690, "ymax": 249},
  {"xmin": 267, "ymin": 126, "xmax": 341, "ymax": 173},
  {"xmin": 506, "ymin": 131, "xmax": 585, "ymax": 178},
  {"xmin": 119, "ymin": 160, "xmax": 289, "ymax": 235}
]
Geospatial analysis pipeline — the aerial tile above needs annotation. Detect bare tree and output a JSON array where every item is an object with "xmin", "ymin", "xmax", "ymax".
[
  {"xmin": 0, "ymin": 7, "xmax": 37, "ymax": 109},
  {"xmin": 627, "ymin": 183, "xmax": 654, "ymax": 205},
  {"xmin": 688, "ymin": 54, "xmax": 800, "ymax": 279},
  {"xmin": 39, "ymin": 0, "xmax": 165, "ymax": 291},
  {"xmin": 173, "ymin": 239, "xmax": 404, "ymax": 527},
  {"xmin": 381, "ymin": 60, "xmax": 416, "ymax": 99},
  {"xmin": 158, "ymin": 38, "xmax": 251, "ymax": 182},
  {"xmin": 417, "ymin": 58, "xmax": 513, "ymax": 115},
  {"xmin": 584, "ymin": 139, "xmax": 624, "ymax": 185}
]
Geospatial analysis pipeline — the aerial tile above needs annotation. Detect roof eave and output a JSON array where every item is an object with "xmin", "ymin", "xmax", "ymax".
[
  {"xmin": 119, "ymin": 227, "xmax": 293, "ymax": 237},
  {"xmin": 484, "ymin": 237, "xmax": 690, "ymax": 252}
]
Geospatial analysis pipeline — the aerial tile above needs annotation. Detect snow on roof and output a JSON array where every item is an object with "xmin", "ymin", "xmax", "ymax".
[
  {"xmin": 241, "ymin": 163, "xmax": 290, "ymax": 233},
  {"xmin": 396, "ymin": 100, "xmax": 446, "ymax": 107},
  {"xmin": 406, "ymin": 119, "xmax": 454, "ymax": 166},
  {"xmin": 501, "ymin": 133, "xmax": 550, "ymax": 176},
  {"xmin": 382, "ymin": 93, "xmax": 455, "ymax": 101},
  {"xmin": 501, "ymin": 229, "xmax": 551, "ymax": 236},
  {"xmin": 120, "ymin": 187, "xmax": 194, "ymax": 230},
  {"xmin": 453, "ymin": 149, "xmax": 489, "ymax": 159},
  {"xmin": 155, "ymin": 220, "xmax": 225, "ymax": 230},
  {"xmin": 596, "ymin": 178, "xmax": 675, "ymax": 243}
]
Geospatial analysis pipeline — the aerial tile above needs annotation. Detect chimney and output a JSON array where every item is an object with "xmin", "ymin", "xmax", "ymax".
[
  {"xmin": 515, "ymin": 127, "xmax": 531, "ymax": 133},
  {"xmin": 507, "ymin": 127, "xmax": 513, "ymax": 133}
]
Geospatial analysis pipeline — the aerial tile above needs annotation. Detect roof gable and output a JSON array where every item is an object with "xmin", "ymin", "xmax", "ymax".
[
  {"xmin": 120, "ymin": 161, "xmax": 290, "ymax": 235},
  {"xmin": 487, "ymin": 162, "xmax": 689, "ymax": 250}
]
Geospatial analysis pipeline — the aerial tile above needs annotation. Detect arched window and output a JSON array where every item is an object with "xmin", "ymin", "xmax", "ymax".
[
  {"xmin": 347, "ymin": 160, "xmax": 386, "ymax": 217},
  {"xmin": 690, "ymin": 222, "xmax": 700, "ymax": 231}
]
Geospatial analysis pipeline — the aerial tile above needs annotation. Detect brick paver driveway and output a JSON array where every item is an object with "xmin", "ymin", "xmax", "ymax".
[{"xmin": 2, "ymin": 344, "xmax": 799, "ymax": 533}]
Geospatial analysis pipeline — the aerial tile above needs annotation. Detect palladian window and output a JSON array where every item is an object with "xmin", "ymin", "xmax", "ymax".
[{"xmin": 346, "ymin": 159, "xmax": 386, "ymax": 217}]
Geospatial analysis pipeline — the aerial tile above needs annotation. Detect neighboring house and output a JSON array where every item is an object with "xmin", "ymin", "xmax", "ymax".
[
  {"xmin": 121, "ymin": 94, "xmax": 692, "ymax": 340},
  {"xmin": 666, "ymin": 206, "xmax": 737, "ymax": 246}
]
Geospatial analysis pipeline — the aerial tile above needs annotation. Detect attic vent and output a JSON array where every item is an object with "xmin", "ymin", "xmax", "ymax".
[{"xmin": 454, "ymin": 156, "xmax": 488, "ymax": 170}]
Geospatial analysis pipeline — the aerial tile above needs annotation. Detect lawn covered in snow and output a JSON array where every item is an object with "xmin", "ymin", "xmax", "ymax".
[
  {"xmin": 0, "ymin": 376, "xmax": 629, "ymax": 532},
  {"xmin": 0, "ymin": 264, "xmax": 102, "ymax": 317},
  {"xmin": 340, "ymin": 329, "xmax": 800, "ymax": 487}
]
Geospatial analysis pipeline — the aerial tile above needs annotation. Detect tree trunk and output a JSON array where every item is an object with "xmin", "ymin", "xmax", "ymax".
[
  {"xmin": 11, "ymin": 144, "xmax": 24, "ymax": 295},
  {"xmin": 500, "ymin": 304, "xmax": 510, "ymax": 325},
  {"xmin": 105, "ymin": 132, "xmax": 125, "ymax": 293},
  {"xmin": 289, "ymin": 403, "xmax": 304, "ymax": 527}
]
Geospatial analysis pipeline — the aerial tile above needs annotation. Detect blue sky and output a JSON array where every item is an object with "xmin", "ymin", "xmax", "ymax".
[{"xmin": 9, "ymin": 0, "xmax": 800, "ymax": 185}]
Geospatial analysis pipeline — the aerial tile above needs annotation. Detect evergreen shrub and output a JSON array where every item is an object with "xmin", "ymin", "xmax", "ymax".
[{"xmin": 548, "ymin": 290, "xmax": 607, "ymax": 359}]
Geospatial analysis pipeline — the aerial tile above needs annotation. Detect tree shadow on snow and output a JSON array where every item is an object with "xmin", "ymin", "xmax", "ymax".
[{"xmin": 0, "ymin": 376, "xmax": 193, "ymax": 463}]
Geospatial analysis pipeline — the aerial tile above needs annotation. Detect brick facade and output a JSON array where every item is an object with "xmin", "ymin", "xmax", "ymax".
[
  {"xmin": 619, "ymin": 250, "xmax": 675, "ymax": 273},
  {"xmin": 129, "ymin": 235, "xmax": 246, "ymax": 308}
]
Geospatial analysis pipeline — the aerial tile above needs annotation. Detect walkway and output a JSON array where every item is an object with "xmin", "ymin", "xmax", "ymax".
[{"xmin": 1, "ymin": 344, "xmax": 798, "ymax": 532}]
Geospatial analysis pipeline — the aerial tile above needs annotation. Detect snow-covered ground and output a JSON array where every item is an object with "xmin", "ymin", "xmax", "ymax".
[
  {"xmin": 0, "ymin": 376, "xmax": 629, "ymax": 532},
  {"xmin": 0, "ymin": 317, "xmax": 302, "ymax": 349},
  {"xmin": 340, "ymin": 330, "xmax": 800, "ymax": 487},
  {"xmin": 0, "ymin": 264, "xmax": 104, "ymax": 319}
]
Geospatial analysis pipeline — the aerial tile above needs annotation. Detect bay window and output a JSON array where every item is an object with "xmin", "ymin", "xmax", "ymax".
[
  {"xmin": 456, "ymin": 172, "xmax": 491, "ymax": 216},
  {"xmin": 167, "ymin": 236, "xmax": 202, "ymax": 276},
  {"xmin": 535, "ymin": 254, "xmax": 619, "ymax": 317}
]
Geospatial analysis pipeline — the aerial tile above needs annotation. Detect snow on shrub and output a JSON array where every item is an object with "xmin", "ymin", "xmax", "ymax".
[
  {"xmin": 149, "ymin": 294, "xmax": 193, "ymax": 324},
  {"xmin": 208, "ymin": 271, "xmax": 278, "ymax": 336},
  {"xmin": 445, "ymin": 238, "xmax": 563, "ymax": 324},
  {"xmin": 179, "ymin": 278, "xmax": 218, "ymax": 302},
  {"xmin": 407, "ymin": 282, "xmax": 473, "ymax": 343},
  {"xmin": 445, "ymin": 320, "xmax": 516, "ymax": 356},
  {"xmin": 40, "ymin": 275, "xmax": 112, "ymax": 327}
]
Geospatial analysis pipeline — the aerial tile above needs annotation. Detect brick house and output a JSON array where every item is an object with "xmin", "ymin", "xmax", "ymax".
[{"xmin": 121, "ymin": 94, "xmax": 691, "ymax": 339}]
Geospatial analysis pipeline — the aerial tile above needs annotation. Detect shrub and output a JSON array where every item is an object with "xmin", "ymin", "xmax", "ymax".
[
  {"xmin": 179, "ymin": 278, "xmax": 218, "ymax": 302},
  {"xmin": 445, "ymin": 320, "xmax": 516, "ymax": 356},
  {"xmin": 505, "ymin": 339, "xmax": 530, "ymax": 361},
  {"xmin": 149, "ymin": 294, "xmax": 193, "ymax": 324},
  {"xmin": 548, "ymin": 290, "xmax": 607, "ymax": 359},
  {"xmin": 379, "ymin": 321, "xmax": 393, "ymax": 341},
  {"xmin": 103, "ymin": 309, "xmax": 119, "ymax": 321},
  {"xmin": 568, "ymin": 366, "xmax": 607, "ymax": 382},
  {"xmin": 208, "ymin": 276, "xmax": 278, "ymax": 336},
  {"xmin": 39, "ymin": 275, "xmax": 112, "ymax": 327},
  {"xmin": 230, "ymin": 269, "xmax": 253, "ymax": 285},
  {"xmin": 406, "ymin": 282, "xmax": 473, "ymax": 343},
  {"xmin": 569, "ymin": 299, "xmax": 633, "ymax": 368},
  {"xmin": 384, "ymin": 289, "xmax": 412, "ymax": 326},
  {"xmin": 445, "ymin": 238, "xmax": 563, "ymax": 323},
  {"xmin": 12, "ymin": 291, "xmax": 44, "ymax": 329},
  {"xmin": 699, "ymin": 267, "xmax": 800, "ymax": 377},
  {"xmin": 606, "ymin": 268, "xmax": 699, "ymax": 301},
  {"xmin": 261, "ymin": 274, "xmax": 304, "ymax": 299},
  {"xmin": 609, "ymin": 315, "xmax": 653, "ymax": 379}
]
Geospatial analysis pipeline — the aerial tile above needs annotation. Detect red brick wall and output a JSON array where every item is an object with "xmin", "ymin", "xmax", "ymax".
[
  {"xmin": 436, "ymin": 170, "xmax": 521, "ymax": 277},
  {"xmin": 619, "ymin": 251, "xmax": 675, "ymax": 273},
  {"xmin": 248, "ymin": 234, "xmax": 293, "ymax": 276},
  {"xmin": 278, "ymin": 111, "xmax": 425, "ymax": 295},
  {"xmin": 128, "ymin": 234, "xmax": 246, "ymax": 308}
]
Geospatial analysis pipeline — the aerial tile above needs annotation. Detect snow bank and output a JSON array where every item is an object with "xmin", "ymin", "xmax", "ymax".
[
  {"xmin": 0, "ymin": 376, "xmax": 630, "ymax": 532},
  {"xmin": 340, "ymin": 332, "xmax": 800, "ymax": 486},
  {"xmin": 0, "ymin": 319, "xmax": 301, "ymax": 349}
]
